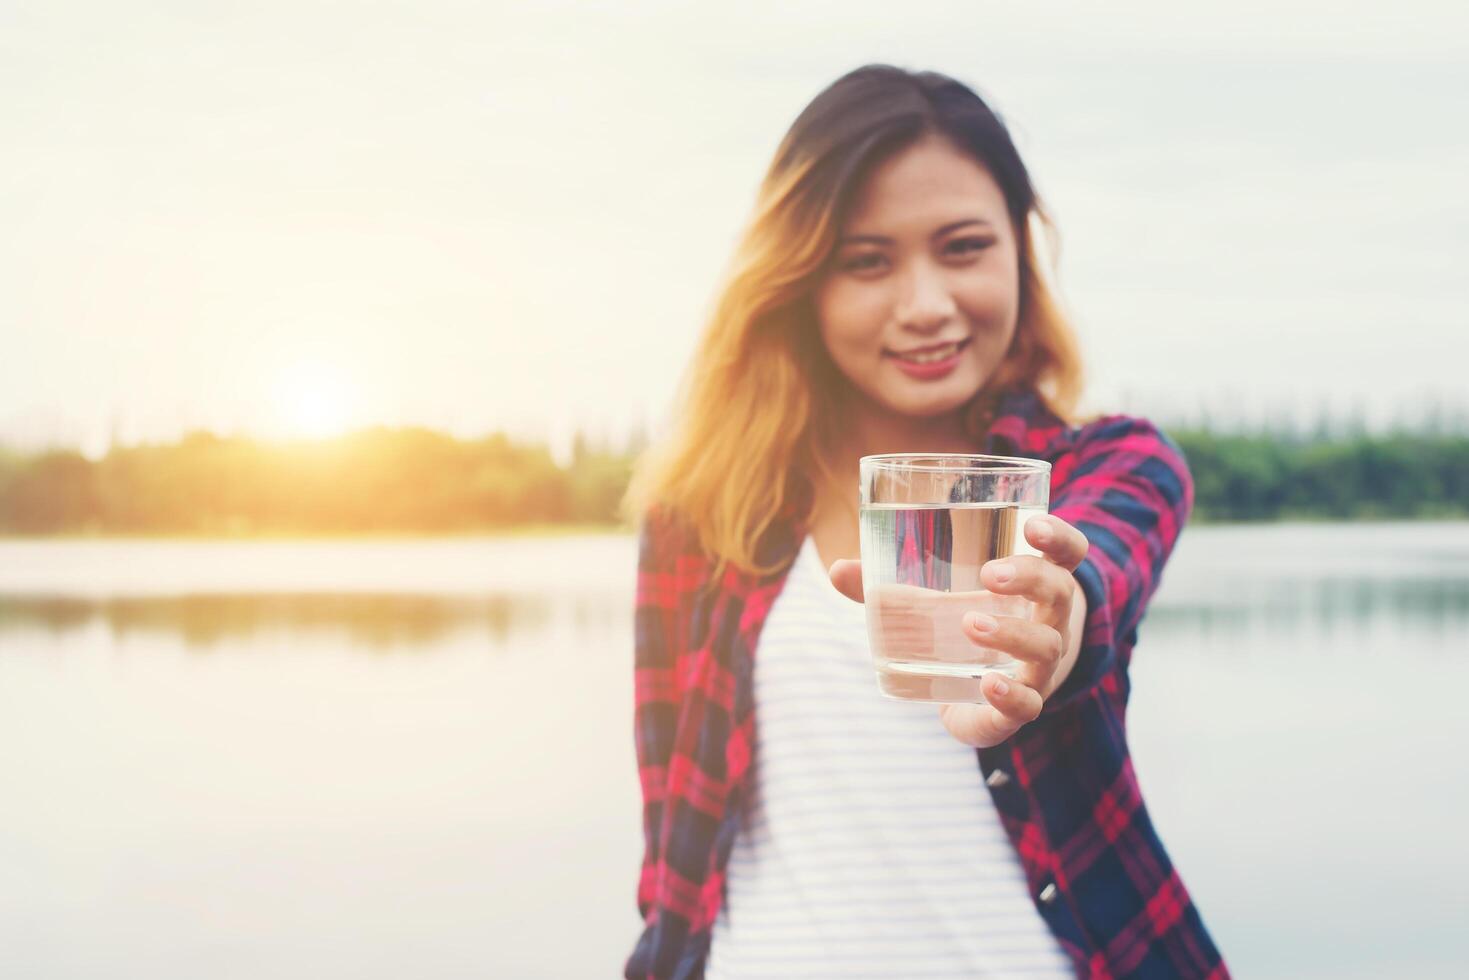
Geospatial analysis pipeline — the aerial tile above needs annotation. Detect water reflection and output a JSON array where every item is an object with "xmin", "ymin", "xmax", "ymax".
[
  {"xmin": 0, "ymin": 592, "xmax": 581, "ymax": 651},
  {"xmin": 3, "ymin": 575, "xmax": 1464, "ymax": 652}
]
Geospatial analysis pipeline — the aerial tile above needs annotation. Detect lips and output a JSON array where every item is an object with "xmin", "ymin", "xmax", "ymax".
[
  {"xmin": 885, "ymin": 338, "xmax": 971, "ymax": 364},
  {"xmin": 885, "ymin": 338, "xmax": 970, "ymax": 381}
]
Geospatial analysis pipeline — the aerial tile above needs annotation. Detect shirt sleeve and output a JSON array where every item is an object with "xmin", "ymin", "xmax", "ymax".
[
  {"xmin": 1042, "ymin": 415, "xmax": 1194, "ymax": 713},
  {"xmin": 630, "ymin": 508, "xmax": 683, "ymax": 924}
]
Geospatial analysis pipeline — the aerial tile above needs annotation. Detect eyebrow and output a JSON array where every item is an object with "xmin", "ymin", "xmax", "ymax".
[{"xmin": 838, "ymin": 218, "xmax": 995, "ymax": 247}]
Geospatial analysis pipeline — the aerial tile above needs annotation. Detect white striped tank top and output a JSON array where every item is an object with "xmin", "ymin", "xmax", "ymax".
[{"xmin": 704, "ymin": 535, "xmax": 1074, "ymax": 979}]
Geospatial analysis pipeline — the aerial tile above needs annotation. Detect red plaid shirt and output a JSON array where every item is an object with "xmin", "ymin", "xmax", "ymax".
[{"xmin": 627, "ymin": 387, "xmax": 1229, "ymax": 979}]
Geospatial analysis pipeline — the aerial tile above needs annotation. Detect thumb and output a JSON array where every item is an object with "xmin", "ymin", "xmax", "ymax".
[{"xmin": 828, "ymin": 559, "xmax": 864, "ymax": 603}]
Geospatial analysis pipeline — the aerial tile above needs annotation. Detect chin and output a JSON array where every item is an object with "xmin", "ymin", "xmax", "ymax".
[{"xmin": 883, "ymin": 386, "xmax": 979, "ymax": 420}]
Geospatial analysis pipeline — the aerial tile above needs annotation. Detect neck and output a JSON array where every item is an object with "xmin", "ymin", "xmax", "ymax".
[
  {"xmin": 846, "ymin": 406, "xmax": 975, "ymax": 459},
  {"xmin": 811, "ymin": 391, "xmax": 980, "ymax": 516}
]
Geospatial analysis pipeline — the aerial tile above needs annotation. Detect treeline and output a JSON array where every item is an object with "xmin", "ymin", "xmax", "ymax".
[
  {"xmin": 0, "ymin": 428, "xmax": 635, "ymax": 535},
  {"xmin": 0, "ymin": 426, "xmax": 1465, "ymax": 535},
  {"xmin": 1172, "ymin": 429, "xmax": 1469, "ymax": 521}
]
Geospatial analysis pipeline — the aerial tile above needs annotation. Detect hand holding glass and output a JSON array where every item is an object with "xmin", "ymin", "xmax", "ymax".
[{"xmin": 858, "ymin": 454, "xmax": 1052, "ymax": 703}]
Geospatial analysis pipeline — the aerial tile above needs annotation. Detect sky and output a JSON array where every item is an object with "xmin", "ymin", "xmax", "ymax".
[{"xmin": 3, "ymin": 0, "xmax": 1467, "ymax": 458}]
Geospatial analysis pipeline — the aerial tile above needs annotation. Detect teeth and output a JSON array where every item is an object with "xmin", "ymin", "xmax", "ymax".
[{"xmin": 897, "ymin": 342, "xmax": 960, "ymax": 364}]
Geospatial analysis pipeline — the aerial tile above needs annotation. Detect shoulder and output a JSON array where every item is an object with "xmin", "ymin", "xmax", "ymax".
[
  {"xmin": 637, "ymin": 504, "xmax": 804, "ymax": 587},
  {"xmin": 634, "ymin": 505, "xmax": 717, "ymax": 608},
  {"xmin": 637, "ymin": 504, "xmax": 694, "ymax": 569},
  {"xmin": 1061, "ymin": 413, "xmax": 1186, "ymax": 466},
  {"xmin": 989, "ymin": 389, "xmax": 1165, "ymax": 461},
  {"xmin": 636, "ymin": 504, "xmax": 682, "ymax": 558},
  {"xmin": 1048, "ymin": 413, "xmax": 1194, "ymax": 520},
  {"xmin": 989, "ymin": 388, "xmax": 1190, "ymax": 492}
]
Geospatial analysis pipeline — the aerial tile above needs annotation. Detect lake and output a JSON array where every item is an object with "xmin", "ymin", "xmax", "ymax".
[{"xmin": 1, "ymin": 523, "xmax": 1466, "ymax": 979}]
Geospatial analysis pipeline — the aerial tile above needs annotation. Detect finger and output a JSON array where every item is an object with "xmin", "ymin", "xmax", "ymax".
[
  {"xmin": 980, "ymin": 554, "xmax": 1074, "ymax": 613},
  {"xmin": 962, "ymin": 612, "xmax": 1064, "ymax": 671},
  {"xmin": 828, "ymin": 559, "xmax": 864, "ymax": 603},
  {"xmin": 937, "ymin": 674, "xmax": 1043, "ymax": 748},
  {"xmin": 1023, "ymin": 515, "xmax": 1088, "ymax": 572},
  {"xmin": 963, "ymin": 611, "xmax": 1060, "ymax": 696}
]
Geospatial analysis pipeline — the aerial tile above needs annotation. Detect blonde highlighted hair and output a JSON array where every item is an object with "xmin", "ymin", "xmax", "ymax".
[{"xmin": 624, "ymin": 65, "xmax": 1086, "ymax": 579}]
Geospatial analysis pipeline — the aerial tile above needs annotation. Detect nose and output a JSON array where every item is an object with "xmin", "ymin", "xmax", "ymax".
[{"xmin": 894, "ymin": 260, "xmax": 958, "ymax": 334}]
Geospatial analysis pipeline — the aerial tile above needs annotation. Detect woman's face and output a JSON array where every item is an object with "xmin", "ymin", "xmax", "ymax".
[{"xmin": 813, "ymin": 132, "xmax": 1021, "ymax": 423}]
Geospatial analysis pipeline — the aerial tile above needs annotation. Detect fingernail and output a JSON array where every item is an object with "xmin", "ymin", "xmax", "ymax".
[
  {"xmin": 969, "ymin": 612, "xmax": 998, "ymax": 634},
  {"xmin": 989, "ymin": 563, "xmax": 1015, "ymax": 584},
  {"xmin": 993, "ymin": 678, "xmax": 1010, "ymax": 696}
]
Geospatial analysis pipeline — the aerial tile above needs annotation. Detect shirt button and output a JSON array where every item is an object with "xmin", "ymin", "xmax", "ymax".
[
  {"xmin": 1039, "ymin": 882, "xmax": 1058, "ymax": 905},
  {"xmin": 985, "ymin": 769, "xmax": 1011, "ymax": 788}
]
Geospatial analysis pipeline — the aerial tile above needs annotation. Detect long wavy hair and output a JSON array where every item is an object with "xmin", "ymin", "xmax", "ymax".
[{"xmin": 624, "ymin": 65, "xmax": 1086, "ymax": 579}]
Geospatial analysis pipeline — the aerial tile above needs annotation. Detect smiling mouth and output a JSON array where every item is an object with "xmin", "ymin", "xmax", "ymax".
[{"xmin": 885, "ymin": 338, "xmax": 971, "ymax": 364}]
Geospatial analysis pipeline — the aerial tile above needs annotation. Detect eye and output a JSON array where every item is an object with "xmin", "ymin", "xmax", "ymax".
[
  {"xmin": 944, "ymin": 237, "xmax": 995, "ymax": 257},
  {"xmin": 840, "ymin": 252, "xmax": 888, "ymax": 273}
]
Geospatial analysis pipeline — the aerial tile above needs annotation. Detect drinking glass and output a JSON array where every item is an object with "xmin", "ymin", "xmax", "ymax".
[{"xmin": 858, "ymin": 454, "xmax": 1052, "ymax": 703}]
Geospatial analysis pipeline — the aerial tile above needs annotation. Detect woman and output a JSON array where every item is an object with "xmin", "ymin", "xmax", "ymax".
[{"xmin": 623, "ymin": 65, "xmax": 1227, "ymax": 979}]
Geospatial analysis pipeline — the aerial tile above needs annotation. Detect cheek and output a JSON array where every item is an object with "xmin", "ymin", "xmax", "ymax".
[
  {"xmin": 815, "ymin": 281, "xmax": 888, "ymax": 356},
  {"xmin": 955, "ymin": 265, "xmax": 1018, "ymax": 319},
  {"xmin": 955, "ymin": 273, "xmax": 1020, "ymax": 346}
]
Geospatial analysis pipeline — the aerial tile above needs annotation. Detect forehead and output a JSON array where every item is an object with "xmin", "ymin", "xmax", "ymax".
[{"xmin": 842, "ymin": 133, "xmax": 1008, "ymax": 233}]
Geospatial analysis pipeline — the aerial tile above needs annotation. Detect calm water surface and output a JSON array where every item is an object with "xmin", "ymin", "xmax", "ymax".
[{"xmin": 1, "ymin": 524, "xmax": 1466, "ymax": 979}]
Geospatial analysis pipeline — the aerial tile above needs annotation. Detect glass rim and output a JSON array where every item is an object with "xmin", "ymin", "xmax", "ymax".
[{"xmin": 859, "ymin": 452, "xmax": 1052, "ymax": 474}]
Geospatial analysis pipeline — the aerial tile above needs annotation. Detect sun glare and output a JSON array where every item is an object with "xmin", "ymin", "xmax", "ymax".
[{"xmin": 271, "ymin": 361, "xmax": 357, "ymax": 440}]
